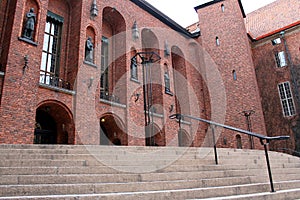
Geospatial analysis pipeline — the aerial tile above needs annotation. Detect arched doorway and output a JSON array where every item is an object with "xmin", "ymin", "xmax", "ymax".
[
  {"xmin": 100, "ymin": 113, "xmax": 127, "ymax": 146},
  {"xmin": 146, "ymin": 123, "xmax": 165, "ymax": 146},
  {"xmin": 34, "ymin": 109, "xmax": 57, "ymax": 144},
  {"xmin": 236, "ymin": 134, "xmax": 243, "ymax": 149},
  {"xmin": 34, "ymin": 101, "xmax": 75, "ymax": 144},
  {"xmin": 171, "ymin": 46, "xmax": 190, "ymax": 115},
  {"xmin": 178, "ymin": 129, "xmax": 191, "ymax": 147}
]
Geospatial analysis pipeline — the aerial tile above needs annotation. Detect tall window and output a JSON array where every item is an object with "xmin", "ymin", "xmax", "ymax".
[
  {"xmin": 221, "ymin": 4, "xmax": 225, "ymax": 12},
  {"xmin": 278, "ymin": 82, "xmax": 296, "ymax": 117},
  {"xmin": 100, "ymin": 36, "xmax": 109, "ymax": 97},
  {"xmin": 216, "ymin": 37, "xmax": 220, "ymax": 46},
  {"xmin": 40, "ymin": 11, "xmax": 63, "ymax": 86},
  {"xmin": 275, "ymin": 51, "xmax": 287, "ymax": 68}
]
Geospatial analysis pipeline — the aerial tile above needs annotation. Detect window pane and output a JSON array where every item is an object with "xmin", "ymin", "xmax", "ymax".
[
  {"xmin": 43, "ymin": 34, "xmax": 50, "ymax": 51},
  {"xmin": 46, "ymin": 54, "xmax": 52, "ymax": 72},
  {"xmin": 45, "ymin": 22, "xmax": 51, "ymax": 33},
  {"xmin": 39, "ymin": 71, "xmax": 45, "ymax": 83},
  {"xmin": 279, "ymin": 51, "xmax": 287, "ymax": 67},
  {"xmin": 288, "ymin": 99, "xmax": 295, "ymax": 114},
  {"xmin": 51, "ymin": 23, "xmax": 55, "ymax": 35},
  {"xmin": 282, "ymin": 100, "xmax": 289, "ymax": 116},
  {"xmin": 284, "ymin": 82, "xmax": 292, "ymax": 98},
  {"xmin": 278, "ymin": 84, "xmax": 285, "ymax": 99},
  {"xmin": 40, "ymin": 52, "xmax": 47, "ymax": 71},
  {"xmin": 48, "ymin": 36, "xmax": 54, "ymax": 53}
]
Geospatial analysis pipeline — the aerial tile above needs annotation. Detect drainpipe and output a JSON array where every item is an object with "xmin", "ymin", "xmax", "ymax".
[{"xmin": 280, "ymin": 31, "xmax": 300, "ymax": 109}]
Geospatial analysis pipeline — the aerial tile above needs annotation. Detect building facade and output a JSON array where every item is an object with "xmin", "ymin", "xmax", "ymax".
[
  {"xmin": 0, "ymin": 0, "xmax": 295, "ymax": 152},
  {"xmin": 246, "ymin": 0, "xmax": 300, "ymax": 153}
]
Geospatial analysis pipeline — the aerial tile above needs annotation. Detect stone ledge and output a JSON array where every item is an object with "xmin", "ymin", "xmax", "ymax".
[
  {"xmin": 39, "ymin": 83, "xmax": 76, "ymax": 95},
  {"xmin": 83, "ymin": 61, "xmax": 98, "ymax": 68},
  {"xmin": 145, "ymin": 111, "xmax": 164, "ymax": 118},
  {"xmin": 100, "ymin": 99, "xmax": 127, "ymax": 108}
]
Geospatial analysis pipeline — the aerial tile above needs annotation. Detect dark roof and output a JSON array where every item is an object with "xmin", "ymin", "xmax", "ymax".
[
  {"xmin": 245, "ymin": 0, "xmax": 300, "ymax": 40},
  {"xmin": 194, "ymin": 0, "xmax": 246, "ymax": 18},
  {"xmin": 130, "ymin": 0, "xmax": 200, "ymax": 38}
]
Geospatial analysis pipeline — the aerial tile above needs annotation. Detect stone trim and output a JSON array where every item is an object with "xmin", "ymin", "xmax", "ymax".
[
  {"xmin": 145, "ymin": 111, "xmax": 164, "ymax": 118},
  {"xmin": 100, "ymin": 99, "xmax": 127, "ymax": 108},
  {"xmin": 39, "ymin": 83, "xmax": 76, "ymax": 95}
]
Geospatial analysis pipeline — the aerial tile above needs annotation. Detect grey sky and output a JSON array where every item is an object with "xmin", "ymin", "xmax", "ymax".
[{"xmin": 145, "ymin": 0, "xmax": 276, "ymax": 27}]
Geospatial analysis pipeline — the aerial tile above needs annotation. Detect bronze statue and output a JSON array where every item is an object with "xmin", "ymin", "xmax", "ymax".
[
  {"xmin": 23, "ymin": 8, "xmax": 36, "ymax": 40},
  {"xmin": 85, "ymin": 37, "xmax": 94, "ymax": 62}
]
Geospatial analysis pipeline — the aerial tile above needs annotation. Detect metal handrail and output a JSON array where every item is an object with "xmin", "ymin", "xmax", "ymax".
[
  {"xmin": 169, "ymin": 113, "xmax": 290, "ymax": 193},
  {"xmin": 275, "ymin": 148, "xmax": 300, "ymax": 157}
]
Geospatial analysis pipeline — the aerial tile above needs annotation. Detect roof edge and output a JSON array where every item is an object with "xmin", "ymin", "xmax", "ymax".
[
  {"xmin": 195, "ymin": 0, "xmax": 246, "ymax": 18},
  {"xmin": 130, "ymin": 0, "xmax": 198, "ymax": 38},
  {"xmin": 194, "ymin": 0, "xmax": 224, "ymax": 11},
  {"xmin": 252, "ymin": 20, "xmax": 300, "ymax": 40}
]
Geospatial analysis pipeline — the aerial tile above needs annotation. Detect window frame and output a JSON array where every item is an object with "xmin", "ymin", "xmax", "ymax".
[
  {"xmin": 275, "ymin": 51, "xmax": 287, "ymax": 68},
  {"xmin": 278, "ymin": 81, "xmax": 296, "ymax": 117},
  {"xmin": 39, "ymin": 12, "xmax": 63, "ymax": 85}
]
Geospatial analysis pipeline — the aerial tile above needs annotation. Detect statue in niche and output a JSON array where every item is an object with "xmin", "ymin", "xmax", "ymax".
[
  {"xmin": 23, "ymin": 8, "xmax": 36, "ymax": 40},
  {"xmin": 164, "ymin": 72, "xmax": 171, "ymax": 93},
  {"xmin": 85, "ymin": 36, "xmax": 94, "ymax": 63}
]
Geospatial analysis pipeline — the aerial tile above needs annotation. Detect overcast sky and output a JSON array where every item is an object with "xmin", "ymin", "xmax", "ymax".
[{"xmin": 145, "ymin": 0, "xmax": 276, "ymax": 27}]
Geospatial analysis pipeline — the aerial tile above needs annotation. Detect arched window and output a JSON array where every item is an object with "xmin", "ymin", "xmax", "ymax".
[
  {"xmin": 221, "ymin": 4, "xmax": 225, "ymax": 12},
  {"xmin": 216, "ymin": 37, "xmax": 220, "ymax": 46},
  {"xmin": 232, "ymin": 70, "xmax": 237, "ymax": 81}
]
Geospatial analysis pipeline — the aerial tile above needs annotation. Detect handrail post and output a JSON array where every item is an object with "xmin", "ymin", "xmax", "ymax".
[
  {"xmin": 262, "ymin": 139, "xmax": 275, "ymax": 192},
  {"xmin": 212, "ymin": 125, "xmax": 218, "ymax": 165}
]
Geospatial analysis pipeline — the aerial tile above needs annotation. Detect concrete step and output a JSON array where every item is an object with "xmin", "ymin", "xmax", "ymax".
[
  {"xmin": 0, "ymin": 176, "xmax": 253, "ymax": 197},
  {"xmin": 194, "ymin": 188, "xmax": 300, "ymax": 200},
  {"xmin": 0, "ymin": 170, "xmax": 257, "ymax": 185},
  {"xmin": 0, "ymin": 145, "xmax": 299, "ymax": 199},
  {"xmin": 2, "ymin": 181, "xmax": 300, "ymax": 200}
]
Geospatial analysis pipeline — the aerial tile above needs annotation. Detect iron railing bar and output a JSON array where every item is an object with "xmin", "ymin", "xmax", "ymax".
[
  {"xmin": 211, "ymin": 125, "xmax": 218, "ymax": 165},
  {"xmin": 170, "ymin": 114, "xmax": 289, "ymax": 142},
  {"xmin": 169, "ymin": 113, "xmax": 290, "ymax": 193}
]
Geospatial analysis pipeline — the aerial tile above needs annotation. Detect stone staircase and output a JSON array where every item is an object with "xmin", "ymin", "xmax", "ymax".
[{"xmin": 0, "ymin": 144, "xmax": 300, "ymax": 199}]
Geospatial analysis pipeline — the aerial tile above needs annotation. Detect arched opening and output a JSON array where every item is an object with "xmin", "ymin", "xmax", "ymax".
[
  {"xmin": 171, "ymin": 46, "xmax": 190, "ymax": 115},
  {"xmin": 216, "ymin": 37, "xmax": 220, "ymax": 46},
  {"xmin": 141, "ymin": 28, "xmax": 163, "ymax": 115},
  {"xmin": 146, "ymin": 123, "xmax": 165, "ymax": 146},
  {"xmin": 34, "ymin": 109, "xmax": 57, "ymax": 144},
  {"xmin": 35, "ymin": 101, "xmax": 74, "ymax": 144},
  {"xmin": 101, "ymin": 7, "xmax": 127, "ymax": 104},
  {"xmin": 100, "ymin": 113, "xmax": 127, "ymax": 146},
  {"xmin": 232, "ymin": 70, "xmax": 237, "ymax": 80},
  {"xmin": 178, "ymin": 129, "xmax": 191, "ymax": 147},
  {"xmin": 221, "ymin": 4, "xmax": 225, "ymax": 12},
  {"xmin": 236, "ymin": 134, "xmax": 243, "ymax": 149}
]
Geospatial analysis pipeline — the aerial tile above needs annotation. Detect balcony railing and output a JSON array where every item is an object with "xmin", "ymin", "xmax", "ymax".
[
  {"xmin": 40, "ymin": 72, "xmax": 71, "ymax": 90},
  {"xmin": 100, "ymin": 90, "xmax": 120, "ymax": 104}
]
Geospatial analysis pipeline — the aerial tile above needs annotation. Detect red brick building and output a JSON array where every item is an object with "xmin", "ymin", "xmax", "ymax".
[
  {"xmin": 246, "ymin": 0, "xmax": 300, "ymax": 153},
  {"xmin": 0, "ymin": 0, "xmax": 293, "ymax": 151}
]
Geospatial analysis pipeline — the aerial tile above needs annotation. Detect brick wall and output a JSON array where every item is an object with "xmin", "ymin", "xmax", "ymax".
[
  {"xmin": 0, "ymin": 0, "xmax": 265, "ymax": 149},
  {"xmin": 196, "ymin": 0, "xmax": 267, "ymax": 149},
  {"xmin": 252, "ymin": 27, "xmax": 300, "ymax": 152}
]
